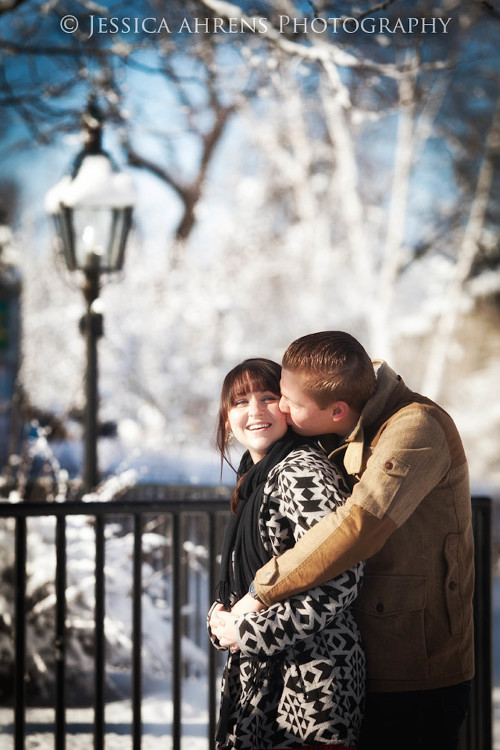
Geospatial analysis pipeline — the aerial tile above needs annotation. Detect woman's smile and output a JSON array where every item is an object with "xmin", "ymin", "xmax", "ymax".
[{"xmin": 228, "ymin": 391, "xmax": 288, "ymax": 462}]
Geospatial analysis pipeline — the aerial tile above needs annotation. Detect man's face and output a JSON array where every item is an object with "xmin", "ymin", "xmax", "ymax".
[{"xmin": 279, "ymin": 368, "xmax": 339, "ymax": 436}]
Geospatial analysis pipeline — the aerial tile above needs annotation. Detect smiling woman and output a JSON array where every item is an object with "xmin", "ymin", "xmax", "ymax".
[
  {"xmin": 207, "ymin": 358, "xmax": 365, "ymax": 750},
  {"xmin": 227, "ymin": 389, "xmax": 287, "ymax": 462},
  {"xmin": 215, "ymin": 358, "xmax": 288, "ymax": 475}
]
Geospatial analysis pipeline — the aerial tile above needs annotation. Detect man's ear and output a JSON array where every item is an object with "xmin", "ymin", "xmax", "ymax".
[{"xmin": 331, "ymin": 401, "xmax": 349, "ymax": 422}]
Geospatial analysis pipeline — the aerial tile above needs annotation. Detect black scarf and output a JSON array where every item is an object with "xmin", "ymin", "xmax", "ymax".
[{"xmin": 217, "ymin": 428, "xmax": 313, "ymax": 609}]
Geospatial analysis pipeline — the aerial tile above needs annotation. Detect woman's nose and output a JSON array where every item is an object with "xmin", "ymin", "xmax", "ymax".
[{"xmin": 249, "ymin": 397, "xmax": 264, "ymax": 415}]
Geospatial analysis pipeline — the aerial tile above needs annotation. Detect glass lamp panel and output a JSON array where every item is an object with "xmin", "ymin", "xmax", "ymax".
[
  {"xmin": 54, "ymin": 208, "xmax": 77, "ymax": 270},
  {"xmin": 69, "ymin": 206, "xmax": 132, "ymax": 272},
  {"xmin": 71, "ymin": 207, "xmax": 114, "ymax": 271},
  {"xmin": 107, "ymin": 207, "xmax": 133, "ymax": 271}
]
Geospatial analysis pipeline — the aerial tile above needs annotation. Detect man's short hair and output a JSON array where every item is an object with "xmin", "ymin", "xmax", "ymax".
[{"xmin": 282, "ymin": 331, "xmax": 376, "ymax": 412}]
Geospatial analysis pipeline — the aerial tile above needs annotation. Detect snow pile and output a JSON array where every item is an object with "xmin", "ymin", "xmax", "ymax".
[
  {"xmin": 45, "ymin": 155, "xmax": 135, "ymax": 212},
  {"xmin": 0, "ymin": 511, "xmax": 212, "ymax": 707}
]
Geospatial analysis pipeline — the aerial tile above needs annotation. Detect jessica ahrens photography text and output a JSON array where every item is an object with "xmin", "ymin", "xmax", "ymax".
[{"xmin": 61, "ymin": 14, "xmax": 454, "ymax": 38}]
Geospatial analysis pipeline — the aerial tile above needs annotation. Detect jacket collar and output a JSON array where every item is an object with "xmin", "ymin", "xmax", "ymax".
[{"xmin": 323, "ymin": 360, "xmax": 404, "ymax": 475}]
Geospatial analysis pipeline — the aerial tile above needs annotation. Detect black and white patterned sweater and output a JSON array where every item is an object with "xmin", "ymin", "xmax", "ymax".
[{"xmin": 209, "ymin": 444, "xmax": 365, "ymax": 749}]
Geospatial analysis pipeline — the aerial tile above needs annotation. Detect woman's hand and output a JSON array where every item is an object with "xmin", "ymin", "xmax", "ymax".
[
  {"xmin": 209, "ymin": 603, "xmax": 240, "ymax": 652},
  {"xmin": 230, "ymin": 593, "xmax": 265, "ymax": 617}
]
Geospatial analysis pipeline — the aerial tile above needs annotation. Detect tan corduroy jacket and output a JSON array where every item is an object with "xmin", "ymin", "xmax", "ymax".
[{"xmin": 254, "ymin": 361, "xmax": 474, "ymax": 693}]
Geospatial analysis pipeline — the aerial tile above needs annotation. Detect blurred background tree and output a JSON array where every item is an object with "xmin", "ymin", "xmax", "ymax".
[{"xmin": 0, "ymin": 0, "xmax": 498, "ymax": 486}]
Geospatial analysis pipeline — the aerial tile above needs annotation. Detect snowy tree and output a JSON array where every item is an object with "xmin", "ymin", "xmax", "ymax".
[{"xmin": 0, "ymin": 0, "xmax": 499, "ymax": 485}]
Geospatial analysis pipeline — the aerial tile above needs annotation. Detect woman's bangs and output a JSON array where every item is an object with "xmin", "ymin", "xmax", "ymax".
[{"xmin": 229, "ymin": 369, "xmax": 278, "ymax": 404}]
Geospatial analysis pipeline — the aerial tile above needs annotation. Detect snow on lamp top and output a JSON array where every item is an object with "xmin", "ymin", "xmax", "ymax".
[
  {"xmin": 45, "ymin": 98, "xmax": 136, "ymax": 272},
  {"xmin": 45, "ymin": 152, "xmax": 135, "ymax": 272},
  {"xmin": 45, "ymin": 154, "xmax": 136, "ymax": 213}
]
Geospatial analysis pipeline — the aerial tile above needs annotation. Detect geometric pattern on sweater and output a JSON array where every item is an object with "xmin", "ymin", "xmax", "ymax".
[
  {"xmin": 263, "ymin": 445, "xmax": 352, "ymax": 551},
  {"xmin": 211, "ymin": 445, "xmax": 366, "ymax": 749}
]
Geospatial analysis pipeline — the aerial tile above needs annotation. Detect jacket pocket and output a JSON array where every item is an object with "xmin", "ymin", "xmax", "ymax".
[
  {"xmin": 357, "ymin": 453, "xmax": 411, "ymax": 519},
  {"xmin": 444, "ymin": 533, "xmax": 465, "ymax": 637},
  {"xmin": 353, "ymin": 574, "xmax": 428, "ymax": 682}
]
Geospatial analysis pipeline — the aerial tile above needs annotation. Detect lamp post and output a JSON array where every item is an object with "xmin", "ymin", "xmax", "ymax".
[{"xmin": 45, "ymin": 100, "xmax": 135, "ymax": 493}]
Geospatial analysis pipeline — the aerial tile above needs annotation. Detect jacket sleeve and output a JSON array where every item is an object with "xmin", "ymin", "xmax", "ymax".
[
  {"xmin": 235, "ymin": 447, "xmax": 363, "ymax": 657},
  {"xmin": 236, "ymin": 564, "xmax": 363, "ymax": 657},
  {"xmin": 254, "ymin": 406, "xmax": 452, "ymax": 606}
]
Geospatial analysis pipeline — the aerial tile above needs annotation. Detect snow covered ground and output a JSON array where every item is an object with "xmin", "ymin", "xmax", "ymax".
[
  {"xmin": 1, "ymin": 679, "xmax": 499, "ymax": 749},
  {"xmin": 1, "ymin": 586, "xmax": 499, "ymax": 750},
  {"xmin": 0, "ymin": 678, "xmax": 210, "ymax": 750}
]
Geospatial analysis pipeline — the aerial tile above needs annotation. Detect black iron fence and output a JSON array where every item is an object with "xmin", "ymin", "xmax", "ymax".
[
  {"xmin": 460, "ymin": 496, "xmax": 493, "ymax": 750},
  {"xmin": 0, "ymin": 491, "xmax": 493, "ymax": 750}
]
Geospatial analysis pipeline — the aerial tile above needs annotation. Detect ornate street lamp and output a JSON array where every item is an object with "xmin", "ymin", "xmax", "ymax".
[{"xmin": 45, "ymin": 100, "xmax": 135, "ymax": 492}]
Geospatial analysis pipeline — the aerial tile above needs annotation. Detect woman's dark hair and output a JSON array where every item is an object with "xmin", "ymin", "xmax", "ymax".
[{"xmin": 216, "ymin": 358, "xmax": 281, "ymax": 512}]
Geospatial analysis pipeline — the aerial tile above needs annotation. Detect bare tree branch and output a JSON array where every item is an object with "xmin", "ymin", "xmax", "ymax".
[
  {"xmin": 125, "ymin": 102, "xmax": 233, "ymax": 243},
  {"xmin": 0, "ymin": 0, "xmax": 31, "ymax": 15},
  {"xmin": 423, "ymin": 93, "xmax": 500, "ymax": 398}
]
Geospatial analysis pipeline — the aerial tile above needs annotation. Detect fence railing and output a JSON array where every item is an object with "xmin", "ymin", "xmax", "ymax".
[
  {"xmin": 0, "ymin": 491, "xmax": 493, "ymax": 750},
  {"xmin": 460, "ymin": 496, "xmax": 493, "ymax": 750},
  {"xmin": 0, "ymin": 488, "xmax": 231, "ymax": 750}
]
